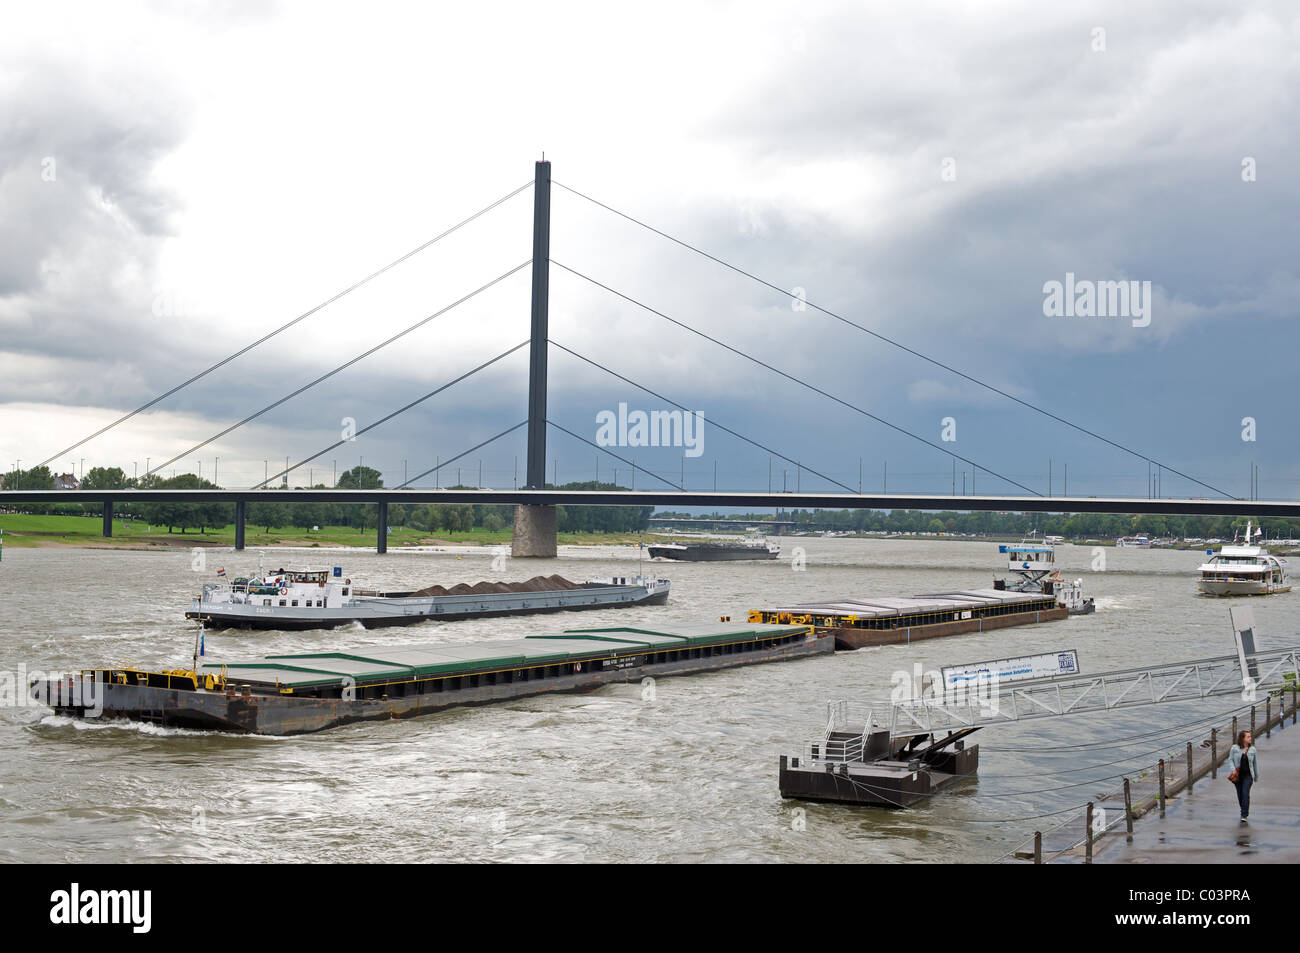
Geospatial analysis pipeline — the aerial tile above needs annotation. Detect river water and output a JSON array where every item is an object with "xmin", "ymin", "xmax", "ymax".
[{"xmin": 0, "ymin": 538, "xmax": 1291, "ymax": 863}]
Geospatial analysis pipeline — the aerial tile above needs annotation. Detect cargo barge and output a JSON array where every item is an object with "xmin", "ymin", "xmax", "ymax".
[
  {"xmin": 186, "ymin": 568, "xmax": 670, "ymax": 630},
  {"xmin": 647, "ymin": 539, "xmax": 779, "ymax": 561},
  {"xmin": 750, "ymin": 588, "xmax": 1066, "ymax": 650},
  {"xmin": 34, "ymin": 621, "xmax": 828, "ymax": 735}
]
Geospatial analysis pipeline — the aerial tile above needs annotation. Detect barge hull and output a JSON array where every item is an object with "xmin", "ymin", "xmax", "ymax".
[
  {"xmin": 830, "ymin": 605, "xmax": 1069, "ymax": 650},
  {"xmin": 48, "ymin": 628, "xmax": 830, "ymax": 736},
  {"xmin": 186, "ymin": 587, "xmax": 670, "ymax": 630}
]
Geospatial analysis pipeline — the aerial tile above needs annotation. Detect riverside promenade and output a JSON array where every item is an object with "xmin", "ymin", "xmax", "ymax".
[
  {"xmin": 1092, "ymin": 706, "xmax": 1300, "ymax": 864},
  {"xmin": 1055, "ymin": 692, "xmax": 1300, "ymax": 864}
]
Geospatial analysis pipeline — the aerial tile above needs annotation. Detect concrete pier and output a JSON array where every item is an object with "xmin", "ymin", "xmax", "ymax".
[
  {"xmin": 511, "ymin": 504, "xmax": 557, "ymax": 557},
  {"xmin": 102, "ymin": 502, "xmax": 112, "ymax": 538}
]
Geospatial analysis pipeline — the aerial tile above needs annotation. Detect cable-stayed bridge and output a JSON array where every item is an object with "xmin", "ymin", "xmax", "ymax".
[{"xmin": 2, "ymin": 160, "xmax": 1289, "ymax": 554}]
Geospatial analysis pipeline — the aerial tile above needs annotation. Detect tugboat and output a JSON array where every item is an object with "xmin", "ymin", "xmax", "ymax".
[
  {"xmin": 1197, "ymin": 522, "xmax": 1291, "ymax": 597},
  {"xmin": 647, "ymin": 536, "xmax": 779, "ymax": 561},
  {"xmin": 996, "ymin": 535, "xmax": 1095, "ymax": 615},
  {"xmin": 186, "ymin": 562, "xmax": 670, "ymax": 630}
]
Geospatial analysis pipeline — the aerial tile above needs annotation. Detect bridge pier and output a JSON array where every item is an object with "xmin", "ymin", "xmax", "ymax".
[
  {"xmin": 234, "ymin": 501, "xmax": 246, "ymax": 551},
  {"xmin": 102, "ymin": 502, "xmax": 113, "ymax": 538},
  {"xmin": 377, "ymin": 501, "xmax": 388, "ymax": 554},
  {"xmin": 511, "ymin": 505, "xmax": 557, "ymax": 558}
]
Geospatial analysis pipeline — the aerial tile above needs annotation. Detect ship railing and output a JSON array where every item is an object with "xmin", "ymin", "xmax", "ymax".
[
  {"xmin": 825, "ymin": 700, "xmax": 879, "ymax": 734},
  {"xmin": 802, "ymin": 735, "xmax": 866, "ymax": 764}
]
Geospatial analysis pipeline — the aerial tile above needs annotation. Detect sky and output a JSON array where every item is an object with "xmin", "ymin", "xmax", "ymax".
[{"xmin": 1, "ymin": 1, "xmax": 1297, "ymax": 501}]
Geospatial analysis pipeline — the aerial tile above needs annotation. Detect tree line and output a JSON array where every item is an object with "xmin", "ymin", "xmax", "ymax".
[{"xmin": 2, "ymin": 467, "xmax": 652, "ymax": 535}]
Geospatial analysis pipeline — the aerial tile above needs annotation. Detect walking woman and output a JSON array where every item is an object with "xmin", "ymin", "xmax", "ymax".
[{"xmin": 1229, "ymin": 730, "xmax": 1259, "ymax": 822}]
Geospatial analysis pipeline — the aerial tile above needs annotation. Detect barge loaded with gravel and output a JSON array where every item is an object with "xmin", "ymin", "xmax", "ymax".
[
  {"xmin": 186, "ymin": 567, "xmax": 670, "ymax": 630},
  {"xmin": 35, "ymin": 621, "xmax": 828, "ymax": 735}
]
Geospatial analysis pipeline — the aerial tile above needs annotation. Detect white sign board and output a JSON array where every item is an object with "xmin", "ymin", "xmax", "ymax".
[{"xmin": 942, "ymin": 650, "xmax": 1081, "ymax": 690}]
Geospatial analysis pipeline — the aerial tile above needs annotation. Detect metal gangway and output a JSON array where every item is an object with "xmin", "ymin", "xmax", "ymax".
[{"xmin": 885, "ymin": 646, "xmax": 1300, "ymax": 739}]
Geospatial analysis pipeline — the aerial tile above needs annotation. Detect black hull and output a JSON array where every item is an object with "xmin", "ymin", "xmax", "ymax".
[{"xmin": 647, "ymin": 547, "xmax": 777, "ymax": 562}]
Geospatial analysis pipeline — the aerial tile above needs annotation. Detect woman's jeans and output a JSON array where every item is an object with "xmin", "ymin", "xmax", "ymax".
[{"xmin": 1235, "ymin": 773, "xmax": 1254, "ymax": 818}]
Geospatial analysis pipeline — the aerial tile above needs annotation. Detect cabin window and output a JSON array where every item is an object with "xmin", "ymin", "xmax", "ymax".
[
  {"xmin": 291, "ymin": 599, "xmax": 299, "ymax": 607},
  {"xmin": 316, "ymin": 600, "xmax": 323, "ymax": 607},
  {"xmin": 263, "ymin": 599, "xmax": 271, "ymax": 606},
  {"xmin": 279, "ymin": 599, "xmax": 287, "ymax": 606},
  {"xmin": 343, "ymin": 588, "xmax": 350, "ymax": 596}
]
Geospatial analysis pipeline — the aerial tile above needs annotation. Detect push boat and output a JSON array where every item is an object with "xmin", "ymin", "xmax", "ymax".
[
  {"xmin": 186, "ymin": 566, "xmax": 670, "ymax": 630},
  {"xmin": 646, "ymin": 537, "xmax": 779, "ymax": 561},
  {"xmin": 33, "ymin": 621, "xmax": 828, "ymax": 735},
  {"xmin": 995, "ymin": 536, "xmax": 1094, "ymax": 615},
  {"xmin": 1197, "ymin": 522, "xmax": 1290, "ymax": 597}
]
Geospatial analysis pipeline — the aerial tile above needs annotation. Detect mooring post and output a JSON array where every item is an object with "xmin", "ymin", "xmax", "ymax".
[
  {"xmin": 376, "ymin": 501, "xmax": 388, "ymax": 555},
  {"xmin": 1251, "ymin": 704, "xmax": 1256, "ymax": 735},
  {"xmin": 1186, "ymin": 741, "xmax": 1194, "ymax": 792},
  {"xmin": 234, "ymin": 500, "xmax": 246, "ymax": 551},
  {"xmin": 1085, "ymin": 802, "xmax": 1094, "ymax": 863},
  {"xmin": 1211, "ymin": 728, "xmax": 1218, "ymax": 779},
  {"xmin": 1293, "ymin": 685, "xmax": 1297, "ymax": 725},
  {"xmin": 1158, "ymin": 759, "xmax": 1166, "ymax": 817},
  {"xmin": 1266, "ymin": 697, "xmax": 1272, "ymax": 737},
  {"xmin": 1232, "ymin": 714, "xmax": 1238, "ymax": 742},
  {"xmin": 1033, "ymin": 831, "xmax": 1042, "ymax": 864},
  {"xmin": 102, "ymin": 501, "xmax": 113, "ymax": 538},
  {"xmin": 1123, "ymin": 778, "xmax": 1134, "ymax": 834}
]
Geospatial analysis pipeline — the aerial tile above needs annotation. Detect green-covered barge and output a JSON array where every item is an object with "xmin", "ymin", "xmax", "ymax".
[{"xmin": 35, "ymin": 621, "xmax": 828, "ymax": 735}]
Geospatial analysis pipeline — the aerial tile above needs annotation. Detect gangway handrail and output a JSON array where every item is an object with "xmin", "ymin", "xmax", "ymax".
[{"xmin": 883, "ymin": 647, "xmax": 1300, "ymax": 738}]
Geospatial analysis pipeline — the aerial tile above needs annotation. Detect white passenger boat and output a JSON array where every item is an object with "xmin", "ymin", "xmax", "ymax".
[
  {"xmin": 1115, "ymin": 535, "xmax": 1152, "ymax": 549},
  {"xmin": 1197, "ymin": 523, "xmax": 1290, "ymax": 597}
]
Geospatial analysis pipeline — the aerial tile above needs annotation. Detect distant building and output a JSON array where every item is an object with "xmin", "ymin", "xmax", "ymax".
[{"xmin": 54, "ymin": 473, "xmax": 80, "ymax": 490}]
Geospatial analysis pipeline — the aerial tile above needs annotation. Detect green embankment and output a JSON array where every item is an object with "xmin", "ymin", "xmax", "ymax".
[{"xmin": 0, "ymin": 515, "xmax": 648, "ymax": 549}]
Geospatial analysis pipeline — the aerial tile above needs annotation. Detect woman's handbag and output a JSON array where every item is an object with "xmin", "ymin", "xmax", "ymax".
[{"xmin": 1228, "ymin": 768, "xmax": 1239, "ymax": 783}]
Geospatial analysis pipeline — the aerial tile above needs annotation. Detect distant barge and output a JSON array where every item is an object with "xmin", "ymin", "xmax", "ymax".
[
  {"xmin": 36, "ymin": 622, "xmax": 828, "ymax": 735},
  {"xmin": 750, "ymin": 588, "xmax": 1066, "ymax": 650},
  {"xmin": 186, "ymin": 569, "xmax": 670, "ymax": 630},
  {"xmin": 647, "ymin": 539, "xmax": 779, "ymax": 561}
]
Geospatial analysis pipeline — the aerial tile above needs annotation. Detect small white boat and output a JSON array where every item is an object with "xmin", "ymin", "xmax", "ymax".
[
  {"xmin": 1197, "ymin": 522, "xmax": 1290, "ymax": 597},
  {"xmin": 1115, "ymin": 535, "xmax": 1152, "ymax": 548}
]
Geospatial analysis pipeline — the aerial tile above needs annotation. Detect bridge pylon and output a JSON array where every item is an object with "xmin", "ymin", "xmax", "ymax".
[{"xmin": 512, "ymin": 157, "xmax": 558, "ymax": 557}]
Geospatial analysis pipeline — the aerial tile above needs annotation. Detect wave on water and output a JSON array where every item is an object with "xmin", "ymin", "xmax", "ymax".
[{"xmin": 34, "ymin": 713, "xmax": 286, "ymax": 740}]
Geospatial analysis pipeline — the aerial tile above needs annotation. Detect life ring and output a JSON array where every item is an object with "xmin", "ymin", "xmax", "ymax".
[{"xmin": 279, "ymin": 587, "xmax": 288, "ymax": 595}]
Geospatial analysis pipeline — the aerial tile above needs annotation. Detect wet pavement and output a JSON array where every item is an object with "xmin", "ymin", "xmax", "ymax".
[{"xmin": 1093, "ymin": 713, "xmax": 1300, "ymax": 864}]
